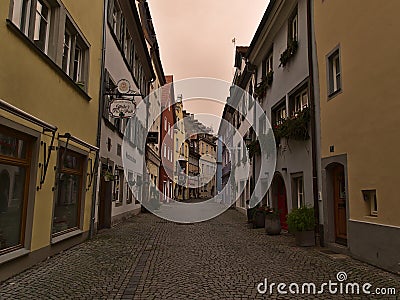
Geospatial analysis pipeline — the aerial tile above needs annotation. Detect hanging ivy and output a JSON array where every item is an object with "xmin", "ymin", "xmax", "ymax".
[
  {"xmin": 246, "ymin": 130, "xmax": 276, "ymax": 158},
  {"xmin": 279, "ymin": 40, "xmax": 299, "ymax": 67},
  {"xmin": 254, "ymin": 71, "xmax": 274, "ymax": 100},
  {"xmin": 273, "ymin": 107, "xmax": 310, "ymax": 141}
]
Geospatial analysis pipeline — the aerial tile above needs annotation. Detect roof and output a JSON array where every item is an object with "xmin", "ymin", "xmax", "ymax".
[
  {"xmin": 165, "ymin": 75, "xmax": 173, "ymax": 84},
  {"xmin": 236, "ymin": 46, "xmax": 249, "ymax": 55},
  {"xmin": 246, "ymin": 0, "xmax": 277, "ymax": 59}
]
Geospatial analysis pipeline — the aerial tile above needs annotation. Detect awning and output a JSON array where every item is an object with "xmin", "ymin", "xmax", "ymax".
[
  {"xmin": 0, "ymin": 98, "xmax": 57, "ymax": 132},
  {"xmin": 58, "ymin": 133, "xmax": 99, "ymax": 152}
]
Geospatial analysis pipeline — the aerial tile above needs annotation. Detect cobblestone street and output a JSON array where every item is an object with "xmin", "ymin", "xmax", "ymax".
[{"xmin": 0, "ymin": 210, "xmax": 399, "ymax": 299}]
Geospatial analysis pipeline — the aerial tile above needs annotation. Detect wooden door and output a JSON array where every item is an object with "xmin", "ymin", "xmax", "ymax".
[
  {"xmin": 333, "ymin": 165, "xmax": 347, "ymax": 244},
  {"xmin": 98, "ymin": 176, "xmax": 112, "ymax": 229},
  {"xmin": 276, "ymin": 176, "xmax": 288, "ymax": 230}
]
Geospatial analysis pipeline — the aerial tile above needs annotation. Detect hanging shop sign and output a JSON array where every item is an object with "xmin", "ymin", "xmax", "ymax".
[
  {"xmin": 109, "ymin": 99, "xmax": 137, "ymax": 118},
  {"xmin": 105, "ymin": 79, "xmax": 142, "ymax": 119},
  {"xmin": 117, "ymin": 79, "xmax": 131, "ymax": 94}
]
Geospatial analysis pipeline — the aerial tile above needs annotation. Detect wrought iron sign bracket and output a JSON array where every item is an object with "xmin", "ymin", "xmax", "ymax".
[
  {"xmin": 86, "ymin": 157, "xmax": 97, "ymax": 191},
  {"xmin": 58, "ymin": 133, "xmax": 99, "ymax": 191},
  {"xmin": 38, "ymin": 129, "xmax": 56, "ymax": 190},
  {"xmin": 104, "ymin": 79, "xmax": 142, "ymax": 119}
]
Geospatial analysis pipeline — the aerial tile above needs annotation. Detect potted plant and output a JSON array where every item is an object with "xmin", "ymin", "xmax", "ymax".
[
  {"xmin": 252, "ymin": 205, "xmax": 269, "ymax": 228},
  {"xmin": 264, "ymin": 207, "xmax": 281, "ymax": 235},
  {"xmin": 286, "ymin": 206, "xmax": 315, "ymax": 246},
  {"xmin": 103, "ymin": 171, "xmax": 115, "ymax": 182},
  {"xmin": 76, "ymin": 81, "xmax": 85, "ymax": 90},
  {"xmin": 279, "ymin": 40, "xmax": 298, "ymax": 67}
]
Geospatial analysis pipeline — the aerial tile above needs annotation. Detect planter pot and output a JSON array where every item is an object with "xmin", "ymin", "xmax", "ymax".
[
  {"xmin": 253, "ymin": 211, "xmax": 265, "ymax": 228},
  {"xmin": 265, "ymin": 215, "xmax": 281, "ymax": 235},
  {"xmin": 247, "ymin": 207, "xmax": 256, "ymax": 223},
  {"xmin": 295, "ymin": 230, "xmax": 315, "ymax": 247}
]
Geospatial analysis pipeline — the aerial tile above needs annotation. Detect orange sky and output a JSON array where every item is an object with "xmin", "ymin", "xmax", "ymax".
[{"xmin": 148, "ymin": 0, "xmax": 270, "ymax": 129}]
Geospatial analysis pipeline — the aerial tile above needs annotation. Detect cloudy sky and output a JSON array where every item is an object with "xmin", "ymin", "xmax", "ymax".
[{"xmin": 147, "ymin": 0, "xmax": 269, "ymax": 130}]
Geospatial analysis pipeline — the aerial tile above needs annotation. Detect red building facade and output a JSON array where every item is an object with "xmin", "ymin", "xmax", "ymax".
[{"xmin": 158, "ymin": 75, "xmax": 175, "ymax": 202}]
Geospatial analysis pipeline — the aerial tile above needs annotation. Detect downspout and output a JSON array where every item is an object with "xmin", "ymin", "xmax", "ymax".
[
  {"xmin": 90, "ymin": 0, "xmax": 107, "ymax": 239},
  {"xmin": 306, "ymin": 0, "xmax": 321, "ymax": 245}
]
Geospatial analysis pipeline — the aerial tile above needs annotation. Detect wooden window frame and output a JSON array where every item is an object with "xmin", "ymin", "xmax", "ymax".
[
  {"xmin": 52, "ymin": 147, "xmax": 84, "ymax": 237},
  {"xmin": 0, "ymin": 125, "xmax": 33, "ymax": 255}
]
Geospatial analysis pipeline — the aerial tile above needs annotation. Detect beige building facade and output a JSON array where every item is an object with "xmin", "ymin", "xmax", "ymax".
[
  {"xmin": 313, "ymin": 0, "xmax": 400, "ymax": 273},
  {"xmin": 0, "ymin": 0, "xmax": 103, "ymax": 280}
]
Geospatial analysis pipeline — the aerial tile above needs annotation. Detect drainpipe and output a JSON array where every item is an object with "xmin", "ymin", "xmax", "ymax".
[
  {"xmin": 90, "ymin": 0, "xmax": 107, "ymax": 239},
  {"xmin": 307, "ymin": 0, "xmax": 321, "ymax": 245}
]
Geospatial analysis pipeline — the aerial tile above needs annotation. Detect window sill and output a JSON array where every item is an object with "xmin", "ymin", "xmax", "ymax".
[
  {"xmin": 328, "ymin": 88, "xmax": 342, "ymax": 100},
  {"xmin": 0, "ymin": 248, "xmax": 30, "ymax": 265},
  {"xmin": 6, "ymin": 19, "xmax": 92, "ymax": 102},
  {"xmin": 51, "ymin": 229, "xmax": 83, "ymax": 245}
]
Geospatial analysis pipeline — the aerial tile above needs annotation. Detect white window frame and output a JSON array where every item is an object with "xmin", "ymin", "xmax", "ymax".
[
  {"xmin": 266, "ymin": 52, "xmax": 273, "ymax": 74},
  {"xmin": 363, "ymin": 190, "xmax": 378, "ymax": 217},
  {"xmin": 293, "ymin": 176, "xmax": 304, "ymax": 208},
  {"xmin": 327, "ymin": 47, "xmax": 342, "ymax": 97},
  {"xmin": 293, "ymin": 89, "xmax": 309, "ymax": 115},
  {"xmin": 33, "ymin": 0, "xmax": 51, "ymax": 53},
  {"xmin": 62, "ymin": 29, "xmax": 72, "ymax": 74},
  {"xmin": 289, "ymin": 10, "xmax": 298, "ymax": 42},
  {"xmin": 274, "ymin": 104, "xmax": 286, "ymax": 126}
]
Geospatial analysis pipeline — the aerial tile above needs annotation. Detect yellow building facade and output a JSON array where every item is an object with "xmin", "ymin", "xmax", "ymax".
[
  {"xmin": 173, "ymin": 96, "xmax": 189, "ymax": 200},
  {"xmin": 0, "ymin": 0, "xmax": 103, "ymax": 280},
  {"xmin": 314, "ymin": 0, "xmax": 400, "ymax": 273}
]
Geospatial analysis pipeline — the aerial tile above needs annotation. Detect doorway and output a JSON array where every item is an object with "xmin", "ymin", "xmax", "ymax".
[
  {"xmin": 332, "ymin": 164, "xmax": 347, "ymax": 245},
  {"xmin": 98, "ymin": 165, "xmax": 112, "ymax": 229},
  {"xmin": 273, "ymin": 174, "xmax": 288, "ymax": 230}
]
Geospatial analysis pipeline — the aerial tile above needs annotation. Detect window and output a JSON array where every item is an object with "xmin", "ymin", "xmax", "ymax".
[
  {"xmin": 273, "ymin": 102, "xmax": 287, "ymax": 126},
  {"xmin": 259, "ymin": 112, "xmax": 267, "ymax": 134},
  {"xmin": 328, "ymin": 49, "xmax": 341, "ymax": 96},
  {"xmin": 62, "ymin": 18, "xmax": 89, "ymax": 86},
  {"xmin": 11, "ymin": 0, "xmax": 52, "ymax": 53},
  {"xmin": 124, "ymin": 30, "xmax": 131, "ymax": 60},
  {"xmin": 135, "ymin": 175, "xmax": 142, "ymax": 204},
  {"xmin": 262, "ymin": 51, "xmax": 273, "ymax": 76},
  {"xmin": 292, "ymin": 175, "xmax": 304, "ymax": 208},
  {"xmin": 11, "ymin": 0, "xmax": 32, "ymax": 35},
  {"xmin": 363, "ymin": 190, "xmax": 377, "ymax": 217},
  {"xmin": 52, "ymin": 148, "xmax": 85, "ymax": 236},
  {"xmin": 33, "ymin": 0, "xmax": 50, "ymax": 52},
  {"xmin": 292, "ymin": 89, "xmax": 309, "ymax": 115},
  {"xmin": 163, "ymin": 144, "xmax": 166, "ymax": 158},
  {"xmin": 113, "ymin": 168, "xmax": 123, "ymax": 204},
  {"xmin": 62, "ymin": 30, "xmax": 72, "ymax": 73},
  {"xmin": 237, "ymin": 143, "xmax": 241, "ymax": 164},
  {"xmin": 289, "ymin": 8, "xmax": 298, "ymax": 42},
  {"xmin": 119, "ymin": 14, "xmax": 125, "ymax": 48},
  {"xmin": 127, "ymin": 171, "xmax": 133, "ymax": 204},
  {"xmin": 0, "ymin": 125, "xmax": 32, "ymax": 254},
  {"xmin": 129, "ymin": 39, "xmax": 135, "ymax": 68}
]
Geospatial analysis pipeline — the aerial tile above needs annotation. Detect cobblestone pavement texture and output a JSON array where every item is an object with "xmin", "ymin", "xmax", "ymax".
[{"xmin": 0, "ymin": 210, "xmax": 399, "ymax": 299}]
